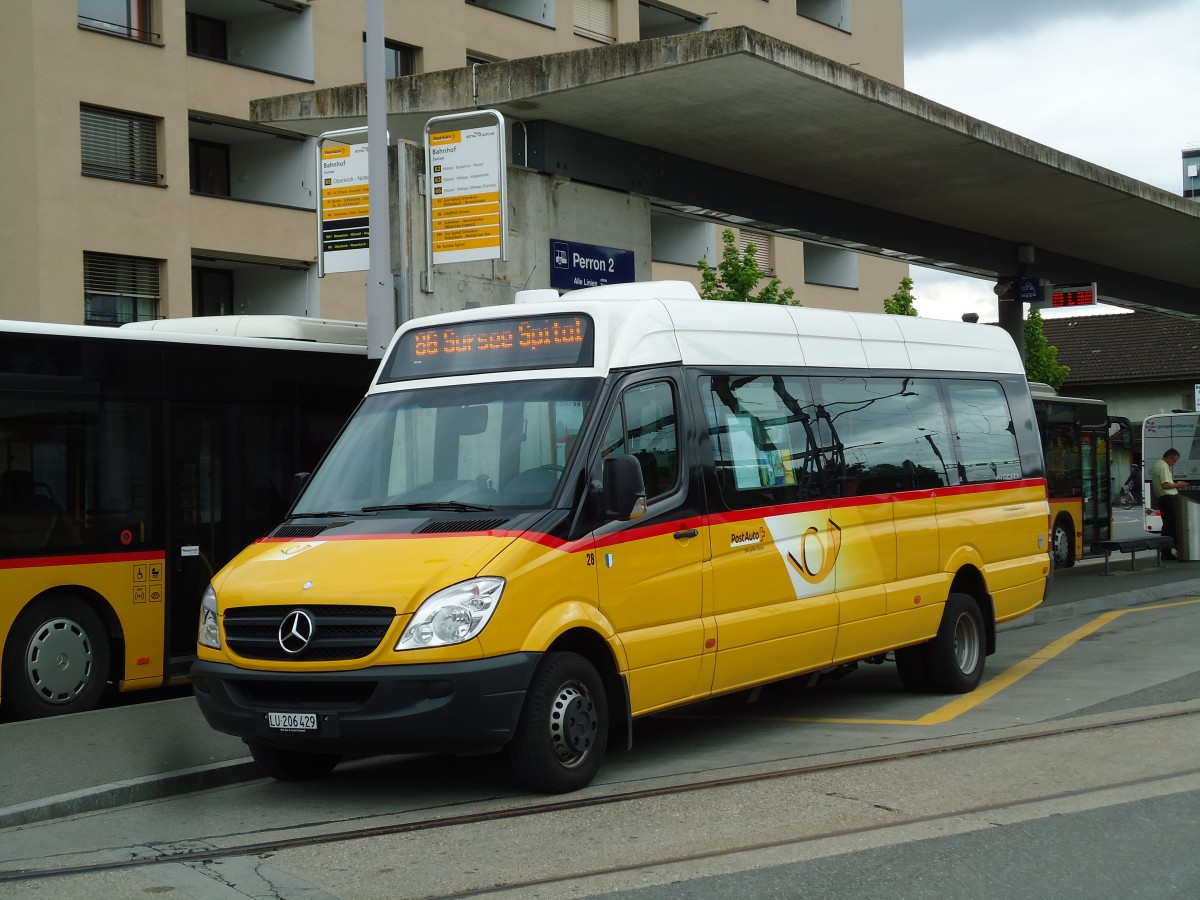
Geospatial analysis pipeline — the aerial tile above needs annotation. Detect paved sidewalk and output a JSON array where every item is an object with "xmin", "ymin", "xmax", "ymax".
[{"xmin": 3, "ymin": 555, "xmax": 1200, "ymax": 829}]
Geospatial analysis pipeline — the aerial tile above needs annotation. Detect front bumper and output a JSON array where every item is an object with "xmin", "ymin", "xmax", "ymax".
[{"xmin": 190, "ymin": 653, "xmax": 541, "ymax": 754}]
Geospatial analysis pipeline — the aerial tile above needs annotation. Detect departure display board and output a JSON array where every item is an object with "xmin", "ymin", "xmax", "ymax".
[{"xmin": 382, "ymin": 314, "xmax": 594, "ymax": 381}]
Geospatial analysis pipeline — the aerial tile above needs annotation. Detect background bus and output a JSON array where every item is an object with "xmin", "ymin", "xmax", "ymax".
[
  {"xmin": 1030, "ymin": 383, "xmax": 1121, "ymax": 567},
  {"xmin": 1141, "ymin": 412, "xmax": 1200, "ymax": 533},
  {"xmin": 0, "ymin": 317, "xmax": 376, "ymax": 719}
]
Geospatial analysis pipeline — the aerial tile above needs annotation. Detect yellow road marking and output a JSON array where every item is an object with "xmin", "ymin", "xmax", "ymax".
[{"xmin": 779, "ymin": 598, "xmax": 1200, "ymax": 726}]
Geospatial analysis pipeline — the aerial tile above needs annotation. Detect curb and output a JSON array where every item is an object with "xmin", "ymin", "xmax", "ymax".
[
  {"xmin": 0, "ymin": 759, "xmax": 260, "ymax": 830},
  {"xmin": 1002, "ymin": 575, "xmax": 1200, "ymax": 630}
]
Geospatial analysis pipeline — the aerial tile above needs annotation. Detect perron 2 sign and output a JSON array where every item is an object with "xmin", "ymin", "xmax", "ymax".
[{"xmin": 550, "ymin": 240, "xmax": 635, "ymax": 290}]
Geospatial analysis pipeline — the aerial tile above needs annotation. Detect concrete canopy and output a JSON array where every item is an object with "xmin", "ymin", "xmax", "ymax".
[{"xmin": 252, "ymin": 26, "xmax": 1200, "ymax": 317}]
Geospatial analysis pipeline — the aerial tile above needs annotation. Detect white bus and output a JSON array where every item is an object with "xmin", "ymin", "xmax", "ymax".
[{"xmin": 1142, "ymin": 412, "xmax": 1200, "ymax": 533}]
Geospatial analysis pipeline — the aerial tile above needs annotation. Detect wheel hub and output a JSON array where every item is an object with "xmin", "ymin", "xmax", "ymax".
[
  {"xmin": 548, "ymin": 680, "xmax": 598, "ymax": 768},
  {"xmin": 25, "ymin": 617, "xmax": 94, "ymax": 704}
]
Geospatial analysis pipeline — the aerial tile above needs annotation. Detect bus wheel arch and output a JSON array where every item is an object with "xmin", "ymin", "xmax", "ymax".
[
  {"xmin": 1051, "ymin": 513, "xmax": 1076, "ymax": 569},
  {"xmin": 509, "ymin": 629, "xmax": 620, "ymax": 793},
  {"xmin": 2, "ymin": 589, "xmax": 117, "ymax": 719}
]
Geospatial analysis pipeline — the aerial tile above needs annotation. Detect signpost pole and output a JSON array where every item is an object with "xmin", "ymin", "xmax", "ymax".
[{"xmin": 365, "ymin": 0, "xmax": 393, "ymax": 359}]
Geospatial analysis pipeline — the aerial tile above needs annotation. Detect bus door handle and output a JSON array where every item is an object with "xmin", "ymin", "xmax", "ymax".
[{"xmin": 674, "ymin": 527, "xmax": 699, "ymax": 540}]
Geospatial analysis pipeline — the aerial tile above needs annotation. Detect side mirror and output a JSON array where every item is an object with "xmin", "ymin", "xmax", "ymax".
[{"xmin": 602, "ymin": 454, "xmax": 647, "ymax": 521}]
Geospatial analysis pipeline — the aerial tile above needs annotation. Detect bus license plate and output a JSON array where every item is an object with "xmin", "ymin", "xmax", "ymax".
[{"xmin": 267, "ymin": 712, "xmax": 317, "ymax": 732}]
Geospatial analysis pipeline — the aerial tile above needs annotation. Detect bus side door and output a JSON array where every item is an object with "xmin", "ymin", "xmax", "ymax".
[{"xmin": 592, "ymin": 372, "xmax": 708, "ymax": 715}]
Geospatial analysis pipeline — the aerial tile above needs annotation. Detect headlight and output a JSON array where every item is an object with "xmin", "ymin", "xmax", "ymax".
[
  {"xmin": 397, "ymin": 578, "xmax": 505, "ymax": 650},
  {"xmin": 197, "ymin": 583, "xmax": 221, "ymax": 650}
]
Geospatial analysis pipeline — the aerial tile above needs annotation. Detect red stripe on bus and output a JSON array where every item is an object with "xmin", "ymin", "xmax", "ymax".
[
  {"xmin": 253, "ymin": 478, "xmax": 1048, "ymax": 555},
  {"xmin": 0, "ymin": 550, "xmax": 166, "ymax": 570}
]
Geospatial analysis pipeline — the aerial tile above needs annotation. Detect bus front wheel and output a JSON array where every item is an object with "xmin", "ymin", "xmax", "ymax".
[
  {"xmin": 1052, "ymin": 515, "xmax": 1075, "ymax": 569},
  {"xmin": 509, "ymin": 651, "xmax": 608, "ymax": 794},
  {"xmin": 2, "ymin": 596, "xmax": 111, "ymax": 719}
]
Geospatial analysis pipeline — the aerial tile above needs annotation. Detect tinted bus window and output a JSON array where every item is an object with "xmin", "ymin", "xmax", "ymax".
[{"xmin": 947, "ymin": 380, "xmax": 1022, "ymax": 483}]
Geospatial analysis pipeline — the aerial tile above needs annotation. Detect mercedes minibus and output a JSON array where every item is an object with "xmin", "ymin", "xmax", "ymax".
[{"xmin": 191, "ymin": 281, "xmax": 1050, "ymax": 792}]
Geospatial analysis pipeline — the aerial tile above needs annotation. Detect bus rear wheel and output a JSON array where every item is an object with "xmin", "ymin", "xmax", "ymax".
[
  {"xmin": 509, "ymin": 651, "xmax": 608, "ymax": 794},
  {"xmin": 1052, "ymin": 515, "xmax": 1075, "ymax": 569},
  {"xmin": 246, "ymin": 741, "xmax": 341, "ymax": 781},
  {"xmin": 925, "ymin": 593, "xmax": 986, "ymax": 693},
  {"xmin": 2, "ymin": 597, "xmax": 110, "ymax": 720}
]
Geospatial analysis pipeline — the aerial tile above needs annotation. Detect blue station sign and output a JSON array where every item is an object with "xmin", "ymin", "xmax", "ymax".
[{"xmin": 550, "ymin": 240, "xmax": 635, "ymax": 291}]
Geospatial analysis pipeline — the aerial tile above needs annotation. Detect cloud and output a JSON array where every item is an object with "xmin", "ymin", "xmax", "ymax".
[
  {"xmin": 905, "ymin": 0, "xmax": 1161, "ymax": 56},
  {"xmin": 901, "ymin": 0, "xmax": 1200, "ymax": 320}
]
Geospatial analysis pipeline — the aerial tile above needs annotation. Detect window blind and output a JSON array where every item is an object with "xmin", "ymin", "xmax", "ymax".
[
  {"xmin": 574, "ymin": 0, "xmax": 615, "ymax": 42},
  {"xmin": 81, "ymin": 105, "xmax": 160, "ymax": 185}
]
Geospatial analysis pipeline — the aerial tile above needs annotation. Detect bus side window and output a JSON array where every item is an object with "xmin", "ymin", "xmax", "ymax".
[
  {"xmin": 946, "ymin": 380, "xmax": 1023, "ymax": 483},
  {"xmin": 595, "ymin": 381, "xmax": 679, "ymax": 503},
  {"xmin": 701, "ymin": 374, "xmax": 816, "ymax": 509}
]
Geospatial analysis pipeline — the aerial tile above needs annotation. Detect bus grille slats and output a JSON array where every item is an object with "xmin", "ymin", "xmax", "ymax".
[
  {"xmin": 271, "ymin": 524, "xmax": 331, "ymax": 538},
  {"xmin": 224, "ymin": 605, "xmax": 394, "ymax": 661},
  {"xmin": 418, "ymin": 518, "xmax": 510, "ymax": 533}
]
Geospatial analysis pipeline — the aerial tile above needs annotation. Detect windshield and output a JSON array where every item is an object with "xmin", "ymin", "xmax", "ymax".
[{"xmin": 295, "ymin": 378, "xmax": 602, "ymax": 515}]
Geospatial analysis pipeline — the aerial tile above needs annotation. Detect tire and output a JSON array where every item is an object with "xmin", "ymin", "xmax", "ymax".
[
  {"xmin": 509, "ymin": 652, "xmax": 608, "ymax": 794},
  {"xmin": 1051, "ymin": 515, "xmax": 1075, "ymax": 569},
  {"xmin": 246, "ymin": 741, "xmax": 341, "ymax": 781},
  {"xmin": 2, "ymin": 597, "xmax": 110, "ymax": 719},
  {"xmin": 925, "ymin": 593, "xmax": 986, "ymax": 693},
  {"xmin": 894, "ymin": 645, "xmax": 932, "ymax": 691}
]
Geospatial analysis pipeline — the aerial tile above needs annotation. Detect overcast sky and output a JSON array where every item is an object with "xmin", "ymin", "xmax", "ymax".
[{"xmin": 900, "ymin": 0, "xmax": 1199, "ymax": 321}]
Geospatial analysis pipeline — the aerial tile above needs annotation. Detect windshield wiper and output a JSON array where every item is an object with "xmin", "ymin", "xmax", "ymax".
[
  {"xmin": 361, "ymin": 501, "xmax": 496, "ymax": 513},
  {"xmin": 288, "ymin": 510, "xmax": 370, "ymax": 518}
]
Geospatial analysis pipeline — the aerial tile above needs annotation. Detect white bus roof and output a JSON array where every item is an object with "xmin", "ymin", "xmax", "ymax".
[
  {"xmin": 0, "ymin": 316, "xmax": 367, "ymax": 355},
  {"xmin": 381, "ymin": 281, "xmax": 1024, "ymax": 384},
  {"xmin": 121, "ymin": 315, "xmax": 367, "ymax": 346}
]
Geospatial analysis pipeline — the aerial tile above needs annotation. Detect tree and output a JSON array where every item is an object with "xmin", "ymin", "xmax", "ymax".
[
  {"xmin": 1023, "ymin": 307, "xmax": 1069, "ymax": 390},
  {"xmin": 884, "ymin": 275, "xmax": 918, "ymax": 316},
  {"xmin": 698, "ymin": 228, "xmax": 798, "ymax": 305}
]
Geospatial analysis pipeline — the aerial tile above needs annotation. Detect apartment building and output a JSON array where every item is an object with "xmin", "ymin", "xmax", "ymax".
[{"xmin": 0, "ymin": 0, "xmax": 905, "ymax": 326}]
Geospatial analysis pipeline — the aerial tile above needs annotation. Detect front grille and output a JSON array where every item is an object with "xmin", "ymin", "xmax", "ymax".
[{"xmin": 224, "ymin": 604, "xmax": 394, "ymax": 661}]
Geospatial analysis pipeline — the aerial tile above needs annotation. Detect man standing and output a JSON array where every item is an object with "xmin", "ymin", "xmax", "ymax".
[{"xmin": 1151, "ymin": 448, "xmax": 1187, "ymax": 560}]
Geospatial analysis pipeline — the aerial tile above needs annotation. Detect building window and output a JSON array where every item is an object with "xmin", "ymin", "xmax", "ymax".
[
  {"xmin": 80, "ymin": 105, "xmax": 161, "ymax": 185},
  {"xmin": 189, "ymin": 139, "xmax": 230, "ymax": 196},
  {"xmin": 735, "ymin": 229, "xmax": 775, "ymax": 276},
  {"xmin": 192, "ymin": 266, "xmax": 234, "ymax": 316},
  {"xmin": 574, "ymin": 0, "xmax": 615, "ymax": 42},
  {"xmin": 796, "ymin": 0, "xmax": 851, "ymax": 32},
  {"xmin": 186, "ymin": 12, "xmax": 227, "ymax": 59},
  {"xmin": 465, "ymin": 0, "xmax": 554, "ymax": 28},
  {"xmin": 78, "ymin": 0, "xmax": 156, "ymax": 42},
  {"xmin": 466, "ymin": 51, "xmax": 501, "ymax": 66},
  {"xmin": 363, "ymin": 36, "xmax": 416, "ymax": 78},
  {"xmin": 84, "ymin": 252, "xmax": 161, "ymax": 325},
  {"xmin": 803, "ymin": 243, "xmax": 858, "ymax": 289}
]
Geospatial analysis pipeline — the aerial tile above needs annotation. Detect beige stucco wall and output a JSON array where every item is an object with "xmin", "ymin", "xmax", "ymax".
[{"xmin": 1, "ymin": 0, "xmax": 905, "ymax": 326}]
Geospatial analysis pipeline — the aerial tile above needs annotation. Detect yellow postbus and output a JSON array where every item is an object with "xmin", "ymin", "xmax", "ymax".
[
  {"xmin": 0, "ymin": 317, "xmax": 375, "ymax": 720},
  {"xmin": 191, "ymin": 282, "xmax": 1050, "ymax": 792},
  {"xmin": 1029, "ymin": 383, "xmax": 1130, "ymax": 567}
]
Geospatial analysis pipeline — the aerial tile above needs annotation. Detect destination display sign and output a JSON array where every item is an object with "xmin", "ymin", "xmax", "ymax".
[{"xmin": 382, "ymin": 314, "xmax": 595, "ymax": 381}]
